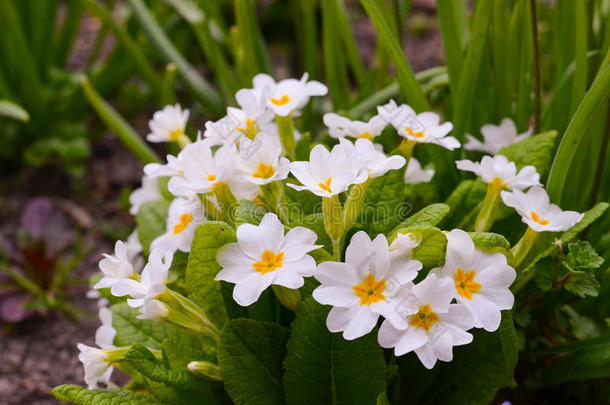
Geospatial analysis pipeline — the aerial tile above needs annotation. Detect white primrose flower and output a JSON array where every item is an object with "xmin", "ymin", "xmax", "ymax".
[
  {"xmin": 404, "ymin": 158, "xmax": 435, "ymax": 184},
  {"xmin": 378, "ymin": 273, "xmax": 474, "ymax": 369},
  {"xmin": 323, "ymin": 113, "xmax": 387, "ymax": 140},
  {"xmin": 377, "ymin": 100, "xmax": 460, "ymax": 150},
  {"xmin": 500, "ymin": 186, "xmax": 584, "ymax": 232},
  {"xmin": 146, "ymin": 104, "xmax": 189, "ymax": 143},
  {"xmin": 237, "ymin": 134, "xmax": 291, "ymax": 185},
  {"xmin": 126, "ymin": 230, "xmax": 144, "ymax": 272},
  {"xmin": 338, "ymin": 138, "xmax": 406, "ymax": 179},
  {"xmin": 111, "ymin": 250, "xmax": 173, "ymax": 311},
  {"xmin": 435, "ymin": 229, "xmax": 516, "ymax": 332},
  {"xmin": 288, "ymin": 144, "xmax": 368, "ymax": 197},
  {"xmin": 312, "ymin": 231, "xmax": 423, "ymax": 340},
  {"xmin": 77, "ymin": 344, "xmax": 114, "ymax": 389},
  {"xmin": 94, "ymin": 240, "xmax": 138, "ymax": 290},
  {"xmin": 253, "ymin": 73, "xmax": 328, "ymax": 116},
  {"xmin": 465, "ymin": 118, "xmax": 532, "ymax": 155},
  {"xmin": 150, "ymin": 194, "xmax": 206, "ymax": 254},
  {"xmin": 129, "ymin": 174, "xmax": 163, "ymax": 215},
  {"xmin": 215, "ymin": 213, "xmax": 319, "ymax": 306},
  {"xmin": 144, "ymin": 139, "xmax": 258, "ymax": 200},
  {"xmin": 95, "ymin": 306, "xmax": 117, "ymax": 350},
  {"xmin": 456, "ymin": 154, "xmax": 541, "ymax": 191}
]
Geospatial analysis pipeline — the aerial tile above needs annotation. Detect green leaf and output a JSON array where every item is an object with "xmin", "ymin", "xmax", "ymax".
[
  {"xmin": 411, "ymin": 227, "xmax": 448, "ymax": 268},
  {"xmin": 162, "ymin": 336, "xmax": 218, "ymax": 370},
  {"xmin": 218, "ymin": 319, "xmax": 290, "ymax": 405},
  {"xmin": 435, "ymin": 0, "xmax": 463, "ymax": 99},
  {"xmin": 441, "ymin": 180, "xmax": 476, "ymax": 228},
  {"xmin": 564, "ymin": 271, "xmax": 600, "ymax": 298},
  {"xmin": 390, "ymin": 203, "xmax": 450, "ymax": 238},
  {"xmin": 469, "ymin": 232, "xmax": 512, "ymax": 258},
  {"xmin": 53, "ymin": 385, "xmax": 161, "ymax": 404},
  {"xmin": 498, "ymin": 131, "xmax": 558, "ymax": 176},
  {"xmin": 357, "ymin": 167, "xmax": 407, "ymax": 235},
  {"xmin": 425, "ymin": 311, "xmax": 518, "ymax": 404},
  {"xmin": 359, "ymin": 0, "xmax": 430, "ymax": 112},
  {"xmin": 136, "ymin": 200, "xmax": 170, "ymax": 255},
  {"xmin": 234, "ymin": 200, "xmax": 265, "ymax": 226},
  {"xmin": 186, "ymin": 222, "xmax": 236, "ymax": 329},
  {"xmin": 547, "ymin": 59, "xmax": 610, "ymax": 203},
  {"xmin": 285, "ymin": 180, "xmax": 322, "ymax": 216},
  {"xmin": 0, "ymin": 99, "xmax": 29, "ymax": 121},
  {"xmin": 283, "ymin": 298, "xmax": 386, "ymax": 405},
  {"xmin": 565, "ymin": 241, "xmax": 604, "ymax": 271},
  {"xmin": 233, "ymin": 0, "xmax": 272, "ymax": 81},
  {"xmin": 295, "ymin": 132, "xmax": 312, "ymax": 161},
  {"xmin": 111, "ymin": 303, "xmax": 182, "ymax": 349},
  {"xmin": 321, "ymin": 0, "xmax": 351, "ymax": 109},
  {"xmin": 540, "ymin": 335, "xmax": 610, "ymax": 385}
]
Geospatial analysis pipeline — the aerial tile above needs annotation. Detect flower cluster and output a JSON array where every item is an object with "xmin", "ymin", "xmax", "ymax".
[{"xmin": 80, "ymin": 73, "xmax": 586, "ymax": 388}]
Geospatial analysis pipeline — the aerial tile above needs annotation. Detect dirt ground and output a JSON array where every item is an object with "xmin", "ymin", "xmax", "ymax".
[{"xmin": 0, "ymin": 1, "xmax": 442, "ymax": 404}]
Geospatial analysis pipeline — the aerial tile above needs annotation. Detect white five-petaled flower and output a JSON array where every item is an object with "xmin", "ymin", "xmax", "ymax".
[
  {"xmin": 377, "ymin": 100, "xmax": 460, "ymax": 150},
  {"xmin": 237, "ymin": 134, "xmax": 290, "ymax": 185},
  {"xmin": 144, "ymin": 139, "xmax": 258, "ymax": 200},
  {"xmin": 288, "ymin": 144, "xmax": 368, "ymax": 197},
  {"xmin": 378, "ymin": 273, "xmax": 474, "ymax": 369},
  {"xmin": 129, "ymin": 174, "xmax": 163, "ymax": 215},
  {"xmin": 312, "ymin": 231, "xmax": 423, "ymax": 340},
  {"xmin": 146, "ymin": 104, "xmax": 189, "ymax": 143},
  {"xmin": 111, "ymin": 250, "xmax": 173, "ymax": 311},
  {"xmin": 456, "ymin": 154, "xmax": 541, "ymax": 191},
  {"xmin": 338, "ymin": 138, "xmax": 406, "ymax": 179},
  {"xmin": 465, "ymin": 118, "xmax": 532, "ymax": 155},
  {"xmin": 94, "ymin": 240, "xmax": 138, "ymax": 290},
  {"xmin": 215, "ymin": 213, "xmax": 319, "ymax": 306},
  {"xmin": 404, "ymin": 158, "xmax": 435, "ymax": 184},
  {"xmin": 500, "ymin": 186, "xmax": 584, "ymax": 232},
  {"xmin": 323, "ymin": 113, "xmax": 387, "ymax": 140},
  {"xmin": 435, "ymin": 229, "xmax": 516, "ymax": 332},
  {"xmin": 125, "ymin": 230, "xmax": 144, "ymax": 272},
  {"xmin": 253, "ymin": 73, "xmax": 328, "ymax": 116},
  {"xmin": 151, "ymin": 194, "xmax": 206, "ymax": 254}
]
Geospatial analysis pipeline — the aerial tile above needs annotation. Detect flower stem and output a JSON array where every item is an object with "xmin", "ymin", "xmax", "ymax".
[
  {"xmin": 159, "ymin": 289, "xmax": 220, "ymax": 340},
  {"xmin": 271, "ymin": 285, "xmax": 301, "ymax": 312},
  {"xmin": 188, "ymin": 361, "xmax": 223, "ymax": 381},
  {"xmin": 200, "ymin": 193, "xmax": 223, "ymax": 221},
  {"xmin": 398, "ymin": 139, "xmax": 417, "ymax": 169},
  {"xmin": 343, "ymin": 179, "xmax": 371, "ymax": 233},
  {"xmin": 511, "ymin": 226, "xmax": 539, "ymax": 269},
  {"xmin": 261, "ymin": 181, "xmax": 290, "ymax": 225},
  {"xmin": 213, "ymin": 182, "xmax": 238, "ymax": 227},
  {"xmin": 322, "ymin": 195, "xmax": 344, "ymax": 260},
  {"xmin": 177, "ymin": 133, "xmax": 192, "ymax": 148},
  {"xmin": 474, "ymin": 181, "xmax": 503, "ymax": 232},
  {"xmin": 275, "ymin": 114, "xmax": 296, "ymax": 160}
]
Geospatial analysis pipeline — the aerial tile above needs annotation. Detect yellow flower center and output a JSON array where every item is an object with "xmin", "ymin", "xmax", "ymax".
[
  {"xmin": 173, "ymin": 213, "xmax": 193, "ymax": 234},
  {"xmin": 237, "ymin": 119, "xmax": 260, "ymax": 139},
  {"xmin": 360, "ymin": 132, "xmax": 373, "ymax": 140},
  {"xmin": 409, "ymin": 304, "xmax": 440, "ymax": 332},
  {"xmin": 353, "ymin": 274, "xmax": 386, "ymax": 305},
  {"xmin": 490, "ymin": 177, "xmax": 505, "ymax": 189},
  {"xmin": 318, "ymin": 177, "xmax": 332, "ymax": 193},
  {"xmin": 270, "ymin": 94, "xmax": 291, "ymax": 106},
  {"xmin": 454, "ymin": 268, "xmax": 482, "ymax": 300},
  {"xmin": 207, "ymin": 174, "xmax": 216, "ymax": 182},
  {"xmin": 252, "ymin": 163, "xmax": 275, "ymax": 179},
  {"xmin": 169, "ymin": 127, "xmax": 184, "ymax": 142},
  {"xmin": 405, "ymin": 127, "xmax": 425, "ymax": 138},
  {"xmin": 253, "ymin": 249, "xmax": 285, "ymax": 275},
  {"xmin": 530, "ymin": 211, "xmax": 549, "ymax": 226}
]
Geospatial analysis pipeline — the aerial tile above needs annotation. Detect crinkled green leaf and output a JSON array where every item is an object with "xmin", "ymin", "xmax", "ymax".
[
  {"xmin": 411, "ymin": 228, "xmax": 448, "ymax": 268},
  {"xmin": 561, "ymin": 306, "xmax": 602, "ymax": 340},
  {"xmin": 111, "ymin": 303, "xmax": 182, "ymax": 349},
  {"xmin": 53, "ymin": 384, "xmax": 161, "ymax": 404},
  {"xmin": 498, "ymin": 131, "xmax": 557, "ymax": 175},
  {"xmin": 136, "ymin": 200, "xmax": 170, "ymax": 255},
  {"xmin": 234, "ymin": 200, "xmax": 265, "ymax": 226},
  {"xmin": 283, "ymin": 298, "xmax": 386, "ymax": 405},
  {"xmin": 186, "ymin": 221, "xmax": 235, "ymax": 329},
  {"xmin": 357, "ymin": 167, "xmax": 407, "ymax": 235},
  {"xmin": 162, "ymin": 336, "xmax": 217, "ymax": 370},
  {"xmin": 564, "ymin": 271, "xmax": 600, "ymax": 298},
  {"xmin": 441, "ymin": 180, "xmax": 476, "ymax": 228},
  {"xmin": 565, "ymin": 241, "xmax": 604, "ymax": 271},
  {"xmin": 469, "ymin": 232, "xmax": 512, "ymax": 258},
  {"xmin": 390, "ymin": 203, "xmax": 450, "ymax": 239},
  {"xmin": 218, "ymin": 319, "xmax": 290, "ymax": 405}
]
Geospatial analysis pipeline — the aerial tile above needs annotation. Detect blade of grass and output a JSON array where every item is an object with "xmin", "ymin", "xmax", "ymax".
[
  {"xmin": 530, "ymin": 0, "xmax": 541, "ymax": 133},
  {"xmin": 80, "ymin": 76, "xmax": 160, "ymax": 164},
  {"xmin": 515, "ymin": 0, "xmax": 533, "ymax": 132},
  {"xmin": 335, "ymin": 0, "xmax": 367, "ymax": 90},
  {"xmin": 492, "ymin": 0, "xmax": 511, "ymax": 120},
  {"xmin": 435, "ymin": 0, "xmax": 463, "ymax": 99},
  {"xmin": 127, "ymin": 0, "xmax": 223, "ymax": 115},
  {"xmin": 165, "ymin": 0, "xmax": 238, "ymax": 102},
  {"xmin": 451, "ymin": 0, "xmax": 494, "ymax": 141},
  {"xmin": 322, "ymin": 0, "xmax": 351, "ymax": 109},
  {"xmin": 85, "ymin": 0, "xmax": 162, "ymax": 101},
  {"xmin": 547, "ymin": 54, "xmax": 610, "ymax": 203},
  {"xmin": 162, "ymin": 63, "xmax": 178, "ymax": 106},
  {"xmin": 296, "ymin": 0, "xmax": 318, "ymax": 79},
  {"xmin": 233, "ymin": 0, "xmax": 272, "ymax": 81},
  {"xmin": 53, "ymin": 0, "xmax": 85, "ymax": 68},
  {"xmin": 571, "ymin": 0, "xmax": 589, "ymax": 115},
  {"xmin": 359, "ymin": 0, "xmax": 429, "ymax": 112},
  {"xmin": 0, "ymin": 100, "xmax": 30, "ymax": 122}
]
